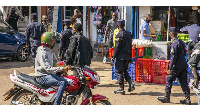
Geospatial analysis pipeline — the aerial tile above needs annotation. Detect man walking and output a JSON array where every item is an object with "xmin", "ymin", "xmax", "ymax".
[
  {"xmin": 112, "ymin": 19, "xmax": 135, "ymax": 95},
  {"xmin": 26, "ymin": 13, "xmax": 46, "ymax": 67},
  {"xmin": 103, "ymin": 12, "xmax": 117, "ymax": 63},
  {"xmin": 58, "ymin": 19, "xmax": 73, "ymax": 61},
  {"xmin": 180, "ymin": 19, "xmax": 200, "ymax": 61},
  {"xmin": 157, "ymin": 27, "xmax": 191, "ymax": 105},
  {"xmin": 65, "ymin": 23, "xmax": 93, "ymax": 67}
]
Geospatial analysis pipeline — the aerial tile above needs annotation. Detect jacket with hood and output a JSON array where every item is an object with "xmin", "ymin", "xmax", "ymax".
[{"xmin": 35, "ymin": 46, "xmax": 63, "ymax": 76}]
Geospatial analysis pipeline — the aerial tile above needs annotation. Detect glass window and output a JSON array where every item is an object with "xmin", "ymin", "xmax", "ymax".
[{"xmin": 0, "ymin": 21, "xmax": 12, "ymax": 33}]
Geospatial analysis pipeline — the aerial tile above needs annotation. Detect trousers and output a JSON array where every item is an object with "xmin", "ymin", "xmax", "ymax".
[
  {"xmin": 115, "ymin": 59, "xmax": 131, "ymax": 84},
  {"xmin": 165, "ymin": 69, "xmax": 190, "ymax": 94},
  {"xmin": 37, "ymin": 74, "xmax": 68, "ymax": 105},
  {"xmin": 30, "ymin": 39, "xmax": 41, "ymax": 66}
]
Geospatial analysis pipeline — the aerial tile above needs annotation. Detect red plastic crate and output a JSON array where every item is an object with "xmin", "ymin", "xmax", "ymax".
[
  {"xmin": 109, "ymin": 48, "xmax": 135, "ymax": 58},
  {"xmin": 136, "ymin": 59, "xmax": 153, "ymax": 83},
  {"xmin": 131, "ymin": 49, "xmax": 135, "ymax": 58},
  {"xmin": 108, "ymin": 48, "xmax": 114, "ymax": 58},
  {"xmin": 137, "ymin": 47, "xmax": 144, "ymax": 56},
  {"xmin": 152, "ymin": 60, "xmax": 170, "ymax": 84}
]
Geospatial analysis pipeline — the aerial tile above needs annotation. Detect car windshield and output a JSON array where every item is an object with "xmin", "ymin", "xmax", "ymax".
[{"xmin": 0, "ymin": 20, "xmax": 12, "ymax": 33}]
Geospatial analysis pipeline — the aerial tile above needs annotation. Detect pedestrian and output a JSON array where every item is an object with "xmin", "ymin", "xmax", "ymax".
[
  {"xmin": 73, "ymin": 9, "xmax": 82, "ymax": 24},
  {"xmin": 188, "ymin": 41, "xmax": 200, "ymax": 88},
  {"xmin": 70, "ymin": 17, "xmax": 77, "ymax": 33},
  {"xmin": 58, "ymin": 19, "xmax": 73, "ymax": 61},
  {"xmin": 35, "ymin": 32, "xmax": 71, "ymax": 105},
  {"xmin": 6, "ymin": 8, "xmax": 23, "ymax": 31},
  {"xmin": 180, "ymin": 19, "xmax": 200, "ymax": 61},
  {"xmin": 26, "ymin": 13, "xmax": 46, "ymax": 67},
  {"xmin": 140, "ymin": 14, "xmax": 157, "ymax": 40},
  {"xmin": 103, "ymin": 12, "xmax": 118, "ymax": 63},
  {"xmin": 157, "ymin": 27, "xmax": 191, "ymax": 105},
  {"xmin": 65, "ymin": 23, "xmax": 93, "ymax": 67},
  {"xmin": 42, "ymin": 15, "xmax": 49, "ymax": 31},
  {"xmin": 112, "ymin": 19, "xmax": 135, "ymax": 95}
]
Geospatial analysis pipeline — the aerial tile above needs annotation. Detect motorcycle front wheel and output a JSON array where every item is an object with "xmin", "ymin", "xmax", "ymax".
[
  {"xmin": 92, "ymin": 100, "xmax": 111, "ymax": 105},
  {"xmin": 12, "ymin": 90, "xmax": 42, "ymax": 105}
]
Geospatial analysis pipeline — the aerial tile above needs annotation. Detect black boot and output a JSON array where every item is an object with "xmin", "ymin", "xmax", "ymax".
[
  {"xmin": 157, "ymin": 93, "xmax": 170, "ymax": 103},
  {"xmin": 180, "ymin": 93, "xmax": 191, "ymax": 105},
  {"xmin": 128, "ymin": 80, "xmax": 135, "ymax": 92},
  {"xmin": 114, "ymin": 83, "xmax": 125, "ymax": 95}
]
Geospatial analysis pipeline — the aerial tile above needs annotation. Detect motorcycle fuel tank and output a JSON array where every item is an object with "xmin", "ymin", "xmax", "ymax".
[{"xmin": 62, "ymin": 76, "xmax": 81, "ymax": 92}]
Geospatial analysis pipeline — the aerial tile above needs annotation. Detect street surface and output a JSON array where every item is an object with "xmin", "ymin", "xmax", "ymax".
[{"xmin": 0, "ymin": 43, "xmax": 198, "ymax": 105}]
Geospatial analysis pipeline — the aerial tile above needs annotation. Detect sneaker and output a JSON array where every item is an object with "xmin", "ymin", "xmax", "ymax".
[{"xmin": 103, "ymin": 56, "xmax": 107, "ymax": 63}]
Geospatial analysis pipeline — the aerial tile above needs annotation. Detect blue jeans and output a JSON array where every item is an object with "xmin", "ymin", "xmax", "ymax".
[{"xmin": 37, "ymin": 74, "xmax": 68, "ymax": 105}]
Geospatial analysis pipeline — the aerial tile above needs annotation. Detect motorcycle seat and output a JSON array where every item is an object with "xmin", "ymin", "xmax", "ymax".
[{"xmin": 18, "ymin": 74, "xmax": 50, "ymax": 89}]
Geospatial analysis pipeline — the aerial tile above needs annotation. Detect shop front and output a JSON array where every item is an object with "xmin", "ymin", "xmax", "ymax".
[{"xmin": 137, "ymin": 6, "xmax": 200, "ymax": 60}]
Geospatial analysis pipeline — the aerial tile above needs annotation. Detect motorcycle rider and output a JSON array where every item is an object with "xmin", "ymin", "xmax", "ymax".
[
  {"xmin": 112, "ymin": 19, "xmax": 135, "ymax": 95},
  {"xmin": 65, "ymin": 23, "xmax": 93, "ymax": 67},
  {"xmin": 35, "ymin": 32, "xmax": 71, "ymax": 105}
]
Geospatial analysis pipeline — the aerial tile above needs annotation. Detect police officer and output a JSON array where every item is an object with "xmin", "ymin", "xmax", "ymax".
[
  {"xmin": 26, "ymin": 13, "xmax": 46, "ymax": 67},
  {"xmin": 58, "ymin": 19, "xmax": 73, "ymax": 61},
  {"xmin": 157, "ymin": 27, "xmax": 191, "ymax": 105},
  {"xmin": 188, "ymin": 41, "xmax": 200, "ymax": 88},
  {"xmin": 112, "ymin": 19, "xmax": 135, "ymax": 95},
  {"xmin": 6, "ymin": 8, "xmax": 22, "ymax": 31}
]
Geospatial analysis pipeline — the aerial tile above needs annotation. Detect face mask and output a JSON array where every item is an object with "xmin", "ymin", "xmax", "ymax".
[
  {"xmin": 11, "ymin": 10, "xmax": 15, "ymax": 14},
  {"xmin": 146, "ymin": 19, "xmax": 151, "ymax": 23}
]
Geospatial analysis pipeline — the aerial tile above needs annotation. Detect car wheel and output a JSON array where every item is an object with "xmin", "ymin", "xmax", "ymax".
[{"xmin": 16, "ymin": 45, "xmax": 29, "ymax": 62}]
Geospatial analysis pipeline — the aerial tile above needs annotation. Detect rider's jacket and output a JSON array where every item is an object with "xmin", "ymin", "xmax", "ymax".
[{"xmin": 35, "ymin": 46, "xmax": 63, "ymax": 77}]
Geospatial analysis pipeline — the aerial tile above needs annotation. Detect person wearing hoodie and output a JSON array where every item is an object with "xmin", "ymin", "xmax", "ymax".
[{"xmin": 35, "ymin": 32, "xmax": 70, "ymax": 105}]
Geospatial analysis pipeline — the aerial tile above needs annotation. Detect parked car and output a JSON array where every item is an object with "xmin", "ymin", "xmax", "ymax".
[{"xmin": 0, "ymin": 19, "xmax": 29, "ymax": 61}]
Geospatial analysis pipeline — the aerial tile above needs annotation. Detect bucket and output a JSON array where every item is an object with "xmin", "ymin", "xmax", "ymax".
[{"xmin": 156, "ymin": 34, "xmax": 161, "ymax": 41}]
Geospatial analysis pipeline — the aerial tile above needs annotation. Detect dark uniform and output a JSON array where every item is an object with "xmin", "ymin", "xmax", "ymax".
[
  {"xmin": 6, "ymin": 13, "xmax": 20, "ymax": 31},
  {"xmin": 112, "ymin": 19, "xmax": 134, "ymax": 95},
  {"xmin": 26, "ymin": 13, "xmax": 46, "ymax": 66},
  {"xmin": 157, "ymin": 27, "xmax": 191, "ymax": 105},
  {"xmin": 166, "ymin": 38, "xmax": 189, "ymax": 94},
  {"xmin": 58, "ymin": 19, "xmax": 73, "ymax": 61}
]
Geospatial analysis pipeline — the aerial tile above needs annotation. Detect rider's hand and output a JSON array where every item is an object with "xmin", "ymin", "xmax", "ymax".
[
  {"xmin": 62, "ymin": 66, "xmax": 69, "ymax": 72},
  {"xmin": 193, "ymin": 78, "xmax": 199, "ymax": 88},
  {"xmin": 62, "ymin": 65, "xmax": 72, "ymax": 72},
  {"xmin": 58, "ymin": 56, "xmax": 61, "ymax": 61}
]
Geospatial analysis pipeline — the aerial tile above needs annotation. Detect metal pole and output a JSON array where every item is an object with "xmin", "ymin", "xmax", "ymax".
[{"xmin": 167, "ymin": 6, "xmax": 170, "ymax": 42}]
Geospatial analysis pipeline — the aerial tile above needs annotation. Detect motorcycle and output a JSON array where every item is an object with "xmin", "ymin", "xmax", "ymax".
[{"xmin": 3, "ymin": 66, "xmax": 111, "ymax": 105}]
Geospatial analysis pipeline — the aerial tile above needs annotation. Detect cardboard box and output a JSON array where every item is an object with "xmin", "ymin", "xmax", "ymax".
[
  {"xmin": 151, "ymin": 21, "xmax": 164, "ymax": 32},
  {"xmin": 149, "ymin": 24, "xmax": 156, "ymax": 35}
]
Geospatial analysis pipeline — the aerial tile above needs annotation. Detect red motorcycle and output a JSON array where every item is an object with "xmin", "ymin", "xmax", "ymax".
[{"xmin": 3, "ymin": 66, "xmax": 111, "ymax": 105}]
